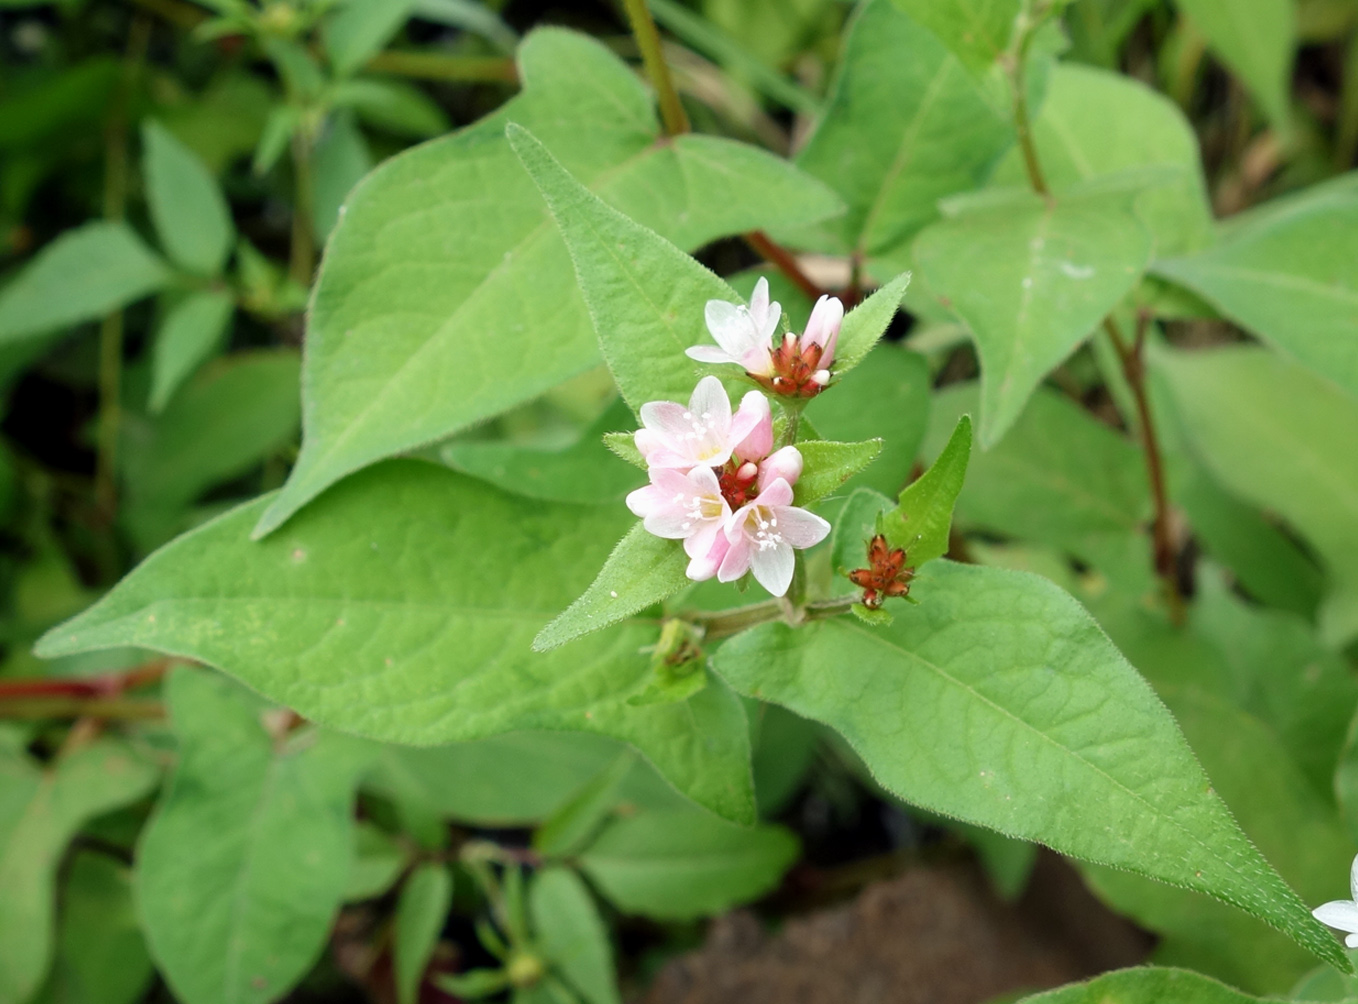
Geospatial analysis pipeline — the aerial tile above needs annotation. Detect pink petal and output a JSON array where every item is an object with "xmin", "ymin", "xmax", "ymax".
[
  {"xmin": 717, "ymin": 532, "xmax": 753, "ymax": 582},
  {"xmin": 639, "ymin": 400, "xmax": 694, "ymax": 438},
  {"xmin": 626, "ymin": 483, "xmax": 667, "ymax": 519},
  {"xmin": 731, "ymin": 392, "xmax": 773, "ymax": 461},
  {"xmin": 687, "ymin": 465, "xmax": 723, "ymax": 495},
  {"xmin": 757, "ymin": 446, "xmax": 803, "ymax": 490},
  {"xmin": 687, "ymin": 530, "xmax": 729, "ymax": 581},
  {"xmin": 752, "ymin": 478, "xmax": 794, "ymax": 509},
  {"xmin": 804, "ymin": 295, "xmax": 844, "ymax": 367},
  {"xmin": 749, "ymin": 541, "xmax": 795, "ymax": 597},
  {"xmin": 772, "ymin": 504, "xmax": 831, "ymax": 548},
  {"xmin": 739, "ymin": 346, "xmax": 776, "ymax": 378}
]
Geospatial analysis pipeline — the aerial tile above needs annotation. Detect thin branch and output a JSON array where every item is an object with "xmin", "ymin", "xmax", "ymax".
[
  {"xmin": 0, "ymin": 698, "xmax": 164, "ymax": 721},
  {"xmin": 620, "ymin": 0, "xmax": 690, "ymax": 136},
  {"xmin": 743, "ymin": 230, "xmax": 825, "ymax": 302},
  {"xmin": 365, "ymin": 51, "xmax": 518, "ymax": 84},
  {"xmin": 0, "ymin": 659, "xmax": 172, "ymax": 701}
]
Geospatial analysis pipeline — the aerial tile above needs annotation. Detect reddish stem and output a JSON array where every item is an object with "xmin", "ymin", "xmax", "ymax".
[
  {"xmin": 743, "ymin": 230, "xmax": 825, "ymax": 302},
  {"xmin": 0, "ymin": 659, "xmax": 172, "ymax": 702}
]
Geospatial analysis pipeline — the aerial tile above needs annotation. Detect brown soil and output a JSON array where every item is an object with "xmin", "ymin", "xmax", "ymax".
[{"xmin": 642, "ymin": 853, "xmax": 1150, "ymax": 1004}]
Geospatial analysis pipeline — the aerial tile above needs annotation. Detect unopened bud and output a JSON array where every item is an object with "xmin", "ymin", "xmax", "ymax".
[
  {"xmin": 811, "ymin": 369, "xmax": 831, "ymax": 386},
  {"xmin": 736, "ymin": 461, "xmax": 758, "ymax": 482}
]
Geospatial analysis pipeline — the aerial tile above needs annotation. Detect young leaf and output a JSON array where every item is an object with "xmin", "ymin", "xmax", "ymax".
[
  {"xmin": 1153, "ymin": 346, "xmax": 1358, "ymax": 647},
  {"xmin": 137, "ymin": 669, "xmax": 373, "ymax": 1004},
  {"xmin": 36, "ymin": 463, "xmax": 755, "ymax": 824},
  {"xmin": 0, "ymin": 741, "xmax": 158, "ymax": 1004},
  {"xmin": 507, "ymin": 122, "xmax": 742, "ymax": 412},
  {"xmin": 578, "ymin": 810, "xmax": 798, "ymax": 921},
  {"xmin": 912, "ymin": 186, "xmax": 1153, "ymax": 446},
  {"xmin": 1014, "ymin": 965, "xmax": 1315, "ymax": 1004},
  {"xmin": 830, "ymin": 487, "xmax": 894, "ymax": 579},
  {"xmin": 711, "ymin": 560, "xmax": 1351, "ymax": 974},
  {"xmin": 792, "ymin": 440, "xmax": 883, "ymax": 508},
  {"xmin": 534, "ymin": 524, "xmax": 691, "ymax": 653},
  {"xmin": 889, "ymin": 0, "xmax": 1020, "ymax": 73},
  {"xmin": 0, "ymin": 222, "xmax": 169, "ymax": 345},
  {"xmin": 142, "ymin": 120, "xmax": 235, "ymax": 276},
  {"xmin": 790, "ymin": 0, "xmax": 1012, "ymax": 259},
  {"xmin": 530, "ymin": 868, "xmax": 620, "ymax": 1004},
  {"xmin": 1176, "ymin": 0, "xmax": 1295, "ymax": 128},
  {"xmin": 148, "ymin": 290, "xmax": 235, "ymax": 413},
  {"xmin": 1153, "ymin": 190, "xmax": 1358, "ymax": 400},
  {"xmin": 833, "ymin": 272, "xmax": 912, "ymax": 373},
  {"xmin": 254, "ymin": 28, "xmax": 842, "ymax": 538},
  {"xmin": 880, "ymin": 414, "xmax": 971, "ymax": 568},
  {"xmin": 394, "ymin": 864, "xmax": 454, "ymax": 1004}
]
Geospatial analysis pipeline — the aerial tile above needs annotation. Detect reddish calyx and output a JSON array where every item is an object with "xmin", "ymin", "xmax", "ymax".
[
  {"xmin": 716, "ymin": 460, "xmax": 760, "ymax": 510},
  {"xmin": 752, "ymin": 334, "xmax": 830, "ymax": 399},
  {"xmin": 848, "ymin": 534, "xmax": 914, "ymax": 609}
]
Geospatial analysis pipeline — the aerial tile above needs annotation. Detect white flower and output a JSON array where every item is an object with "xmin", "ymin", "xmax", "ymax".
[
  {"xmin": 686, "ymin": 277, "xmax": 781, "ymax": 376},
  {"xmin": 633, "ymin": 376, "xmax": 762, "ymax": 472},
  {"xmin": 1313, "ymin": 853, "xmax": 1358, "ymax": 947},
  {"xmin": 718, "ymin": 478, "xmax": 831, "ymax": 597}
]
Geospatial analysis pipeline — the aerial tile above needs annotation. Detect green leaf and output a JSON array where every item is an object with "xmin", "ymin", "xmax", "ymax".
[
  {"xmin": 507, "ymin": 122, "xmax": 742, "ymax": 413},
  {"xmin": 0, "ymin": 742, "xmax": 158, "ymax": 1004},
  {"xmin": 989, "ymin": 63, "xmax": 1213, "ymax": 256},
  {"xmin": 834, "ymin": 272, "xmax": 912, "ymax": 373},
  {"xmin": 880, "ymin": 414, "xmax": 971, "ymax": 567},
  {"xmin": 37, "ymin": 463, "xmax": 755, "ymax": 823},
  {"xmin": 790, "ymin": 0, "xmax": 1012, "ymax": 258},
  {"xmin": 394, "ymin": 864, "xmax": 454, "ymax": 1004},
  {"xmin": 889, "ymin": 0, "xmax": 1020, "ymax": 72},
  {"xmin": 1153, "ymin": 345, "xmax": 1358, "ymax": 646},
  {"xmin": 122, "ymin": 351, "xmax": 301, "ymax": 552},
  {"xmin": 444, "ymin": 399, "xmax": 644, "ymax": 505},
  {"xmin": 1176, "ymin": 0, "xmax": 1295, "ymax": 127},
  {"xmin": 324, "ymin": 0, "xmax": 417, "ymax": 76},
  {"xmin": 792, "ymin": 440, "xmax": 883, "ymax": 508},
  {"xmin": 255, "ymin": 28, "xmax": 843, "ymax": 538},
  {"xmin": 148, "ymin": 290, "xmax": 235, "ymax": 413},
  {"xmin": 142, "ymin": 120, "xmax": 235, "ymax": 276},
  {"xmin": 312, "ymin": 111, "xmax": 373, "ymax": 243},
  {"xmin": 533, "ymin": 524, "xmax": 690, "ymax": 653},
  {"xmin": 601, "ymin": 432, "xmax": 645, "ymax": 470},
  {"xmin": 530, "ymin": 868, "xmax": 619, "ymax": 1004},
  {"xmin": 710, "ymin": 559, "xmax": 1351, "ymax": 973},
  {"xmin": 923, "ymin": 385, "xmax": 1148, "ymax": 575},
  {"xmin": 534, "ymin": 753, "xmax": 635, "ymax": 858},
  {"xmin": 1153, "ymin": 188, "xmax": 1358, "ymax": 400},
  {"xmin": 1015, "ymin": 966, "xmax": 1334, "ymax": 1004},
  {"xmin": 0, "ymin": 222, "xmax": 169, "ymax": 345},
  {"xmin": 578, "ymin": 810, "xmax": 799, "ymax": 920},
  {"xmin": 804, "ymin": 343, "xmax": 931, "ymax": 499},
  {"xmin": 137, "ymin": 669, "xmax": 372, "ymax": 1004},
  {"xmin": 345, "ymin": 822, "xmax": 408, "ymax": 901},
  {"xmin": 38, "ymin": 852, "xmax": 154, "ymax": 1004},
  {"xmin": 913, "ymin": 187, "xmax": 1153, "ymax": 446},
  {"xmin": 829, "ymin": 486, "xmax": 894, "ymax": 578},
  {"xmin": 331, "ymin": 79, "xmax": 450, "ymax": 138}
]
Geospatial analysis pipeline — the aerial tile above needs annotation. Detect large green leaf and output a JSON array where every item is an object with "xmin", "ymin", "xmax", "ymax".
[
  {"xmin": 578, "ymin": 810, "xmax": 798, "ymax": 920},
  {"xmin": 1176, "ymin": 0, "xmax": 1295, "ymax": 127},
  {"xmin": 790, "ymin": 0, "xmax": 1011, "ymax": 259},
  {"xmin": 0, "ymin": 222, "xmax": 169, "ymax": 345},
  {"xmin": 0, "ymin": 742, "xmax": 158, "ymax": 1004},
  {"xmin": 142, "ymin": 120, "xmax": 235, "ymax": 276},
  {"xmin": 37, "ymin": 463, "xmax": 755, "ymax": 823},
  {"xmin": 1015, "ymin": 966, "xmax": 1348, "ymax": 1004},
  {"xmin": 711, "ymin": 559, "xmax": 1349, "ymax": 972},
  {"xmin": 889, "ymin": 0, "xmax": 1020, "ymax": 72},
  {"xmin": 1153, "ymin": 187, "xmax": 1358, "ymax": 400},
  {"xmin": 255, "ymin": 28, "xmax": 842, "ymax": 538},
  {"xmin": 137, "ymin": 669, "xmax": 372, "ymax": 1004},
  {"xmin": 912, "ymin": 186, "xmax": 1153, "ymax": 446},
  {"xmin": 1154, "ymin": 346, "xmax": 1358, "ymax": 646},
  {"xmin": 990, "ymin": 62, "xmax": 1213, "ymax": 256}
]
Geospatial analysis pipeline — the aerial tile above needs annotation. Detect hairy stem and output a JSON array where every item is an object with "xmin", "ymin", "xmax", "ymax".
[
  {"xmin": 743, "ymin": 229, "xmax": 825, "ymax": 301},
  {"xmin": 692, "ymin": 594, "xmax": 858, "ymax": 641},
  {"xmin": 620, "ymin": 0, "xmax": 690, "ymax": 136}
]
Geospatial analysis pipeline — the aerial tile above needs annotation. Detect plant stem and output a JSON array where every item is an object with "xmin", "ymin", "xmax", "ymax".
[
  {"xmin": 691, "ymin": 594, "xmax": 857, "ymax": 641},
  {"xmin": 1008, "ymin": 20, "xmax": 1050, "ymax": 199},
  {"xmin": 0, "ymin": 659, "xmax": 172, "ymax": 701},
  {"xmin": 620, "ymin": 0, "xmax": 690, "ymax": 136},
  {"xmin": 365, "ymin": 51, "xmax": 518, "ymax": 84},
  {"xmin": 289, "ymin": 126, "xmax": 317, "ymax": 287},
  {"xmin": 743, "ymin": 229, "xmax": 824, "ymax": 301},
  {"xmin": 1104, "ymin": 315, "xmax": 1184, "ymax": 621},
  {"xmin": 0, "ymin": 698, "xmax": 164, "ymax": 721}
]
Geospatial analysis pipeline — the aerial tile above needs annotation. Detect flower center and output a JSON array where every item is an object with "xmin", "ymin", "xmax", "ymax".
[
  {"xmin": 749, "ymin": 507, "xmax": 783, "ymax": 551},
  {"xmin": 716, "ymin": 459, "xmax": 760, "ymax": 509},
  {"xmin": 750, "ymin": 334, "xmax": 830, "ymax": 399}
]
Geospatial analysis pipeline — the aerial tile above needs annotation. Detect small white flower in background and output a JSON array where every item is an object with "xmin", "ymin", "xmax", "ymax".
[
  {"xmin": 718, "ymin": 478, "xmax": 831, "ymax": 597},
  {"xmin": 1313, "ymin": 853, "xmax": 1358, "ymax": 947},
  {"xmin": 686, "ymin": 277, "xmax": 782, "ymax": 376},
  {"xmin": 634, "ymin": 376, "xmax": 762, "ymax": 471}
]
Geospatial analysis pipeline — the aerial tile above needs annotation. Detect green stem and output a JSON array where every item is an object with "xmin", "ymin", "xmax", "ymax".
[
  {"xmin": 691, "ymin": 594, "xmax": 857, "ymax": 641},
  {"xmin": 289, "ymin": 126, "xmax": 317, "ymax": 288},
  {"xmin": 365, "ymin": 50, "xmax": 518, "ymax": 84},
  {"xmin": 620, "ymin": 0, "xmax": 690, "ymax": 136}
]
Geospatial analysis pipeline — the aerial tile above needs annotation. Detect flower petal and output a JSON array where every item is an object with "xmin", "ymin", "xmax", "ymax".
[
  {"xmin": 717, "ymin": 532, "xmax": 753, "ymax": 582},
  {"xmin": 732, "ymin": 392, "xmax": 773, "ymax": 461},
  {"xmin": 749, "ymin": 540, "xmax": 795, "ymax": 597},
  {"xmin": 772, "ymin": 504, "xmax": 831, "ymax": 548},
  {"xmin": 757, "ymin": 446, "xmax": 803, "ymax": 490},
  {"xmin": 804, "ymin": 294, "xmax": 844, "ymax": 367},
  {"xmin": 687, "ymin": 531, "xmax": 729, "ymax": 581},
  {"xmin": 749, "ymin": 277, "xmax": 769, "ymax": 321},
  {"xmin": 752, "ymin": 477, "xmax": 794, "ymax": 509},
  {"xmin": 686, "ymin": 345, "xmax": 740, "ymax": 365},
  {"xmin": 1314, "ymin": 900, "xmax": 1358, "ymax": 933},
  {"xmin": 640, "ymin": 400, "xmax": 695, "ymax": 438},
  {"xmin": 1348, "ymin": 852, "xmax": 1358, "ymax": 902},
  {"xmin": 704, "ymin": 300, "xmax": 761, "ymax": 358}
]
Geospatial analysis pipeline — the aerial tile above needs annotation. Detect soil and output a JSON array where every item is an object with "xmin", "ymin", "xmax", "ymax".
[{"xmin": 642, "ymin": 852, "xmax": 1151, "ymax": 1004}]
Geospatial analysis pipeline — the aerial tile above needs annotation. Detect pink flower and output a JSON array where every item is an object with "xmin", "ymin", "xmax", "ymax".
[
  {"xmin": 626, "ymin": 466, "xmax": 731, "ymax": 581},
  {"xmin": 718, "ymin": 478, "xmax": 831, "ymax": 597},
  {"xmin": 757, "ymin": 445, "xmax": 802, "ymax": 491},
  {"xmin": 802, "ymin": 294, "xmax": 844, "ymax": 372},
  {"xmin": 634, "ymin": 376, "xmax": 762, "ymax": 472},
  {"xmin": 686, "ymin": 278, "xmax": 781, "ymax": 376}
]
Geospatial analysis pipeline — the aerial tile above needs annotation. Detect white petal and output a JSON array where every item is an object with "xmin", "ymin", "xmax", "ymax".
[
  {"xmin": 752, "ymin": 477, "xmax": 794, "ymax": 509},
  {"xmin": 643, "ymin": 510, "xmax": 693, "ymax": 538},
  {"xmin": 704, "ymin": 300, "xmax": 761, "ymax": 357},
  {"xmin": 749, "ymin": 541, "xmax": 795, "ymax": 597},
  {"xmin": 688, "ymin": 375, "xmax": 732, "ymax": 422},
  {"xmin": 640, "ymin": 400, "xmax": 694, "ymax": 438},
  {"xmin": 804, "ymin": 295, "xmax": 844, "ymax": 348},
  {"xmin": 749, "ymin": 277, "xmax": 769, "ymax": 320},
  {"xmin": 687, "ymin": 465, "xmax": 723, "ymax": 495},
  {"xmin": 717, "ymin": 533, "xmax": 752, "ymax": 582},
  {"xmin": 1313, "ymin": 900, "xmax": 1358, "ymax": 933},
  {"xmin": 772, "ymin": 504, "xmax": 831, "ymax": 548},
  {"xmin": 1348, "ymin": 851, "xmax": 1358, "ymax": 902},
  {"xmin": 686, "ymin": 345, "xmax": 741, "ymax": 365},
  {"xmin": 1347, "ymin": 933, "xmax": 1358, "ymax": 949}
]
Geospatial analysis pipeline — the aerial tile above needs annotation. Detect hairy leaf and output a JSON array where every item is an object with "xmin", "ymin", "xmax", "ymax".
[
  {"xmin": 880, "ymin": 414, "xmax": 971, "ymax": 567},
  {"xmin": 792, "ymin": 440, "xmax": 883, "ymax": 508}
]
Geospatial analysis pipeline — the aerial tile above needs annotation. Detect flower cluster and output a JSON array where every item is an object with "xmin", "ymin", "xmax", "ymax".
[
  {"xmin": 626, "ymin": 375, "xmax": 829, "ymax": 597},
  {"xmin": 686, "ymin": 278, "xmax": 845, "ymax": 398}
]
